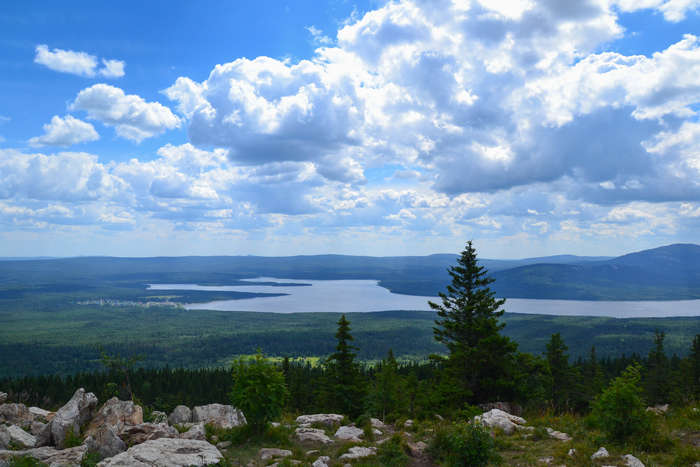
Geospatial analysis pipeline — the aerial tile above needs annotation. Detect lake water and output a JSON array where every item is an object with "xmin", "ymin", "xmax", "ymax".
[{"xmin": 147, "ymin": 277, "xmax": 700, "ymax": 318}]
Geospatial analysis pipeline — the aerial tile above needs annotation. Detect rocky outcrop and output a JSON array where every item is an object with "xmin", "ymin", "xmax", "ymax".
[
  {"xmin": 179, "ymin": 423, "xmax": 206, "ymax": 441},
  {"xmin": 623, "ymin": 454, "xmax": 645, "ymax": 467},
  {"xmin": 85, "ymin": 397, "xmax": 143, "ymax": 438},
  {"xmin": 49, "ymin": 388, "xmax": 99, "ymax": 449},
  {"xmin": 296, "ymin": 427, "xmax": 333, "ymax": 444},
  {"xmin": 168, "ymin": 405, "xmax": 192, "ymax": 425},
  {"xmin": 84, "ymin": 426, "xmax": 127, "ymax": 459},
  {"xmin": 28, "ymin": 407, "xmax": 54, "ymax": 423},
  {"xmin": 120, "ymin": 423, "xmax": 179, "ymax": 445},
  {"xmin": 1, "ymin": 425, "xmax": 36, "ymax": 448},
  {"xmin": 295, "ymin": 414, "xmax": 343, "ymax": 427},
  {"xmin": 259, "ymin": 447, "xmax": 292, "ymax": 460},
  {"xmin": 150, "ymin": 411, "xmax": 167, "ymax": 425},
  {"xmin": 312, "ymin": 455, "xmax": 331, "ymax": 467},
  {"xmin": 0, "ymin": 445, "xmax": 87, "ymax": 466},
  {"xmin": 335, "ymin": 425, "xmax": 364, "ymax": 442},
  {"xmin": 339, "ymin": 446, "xmax": 377, "ymax": 460},
  {"xmin": 591, "ymin": 447, "xmax": 609, "ymax": 459},
  {"xmin": 0, "ymin": 393, "xmax": 7, "ymax": 404},
  {"xmin": 191, "ymin": 404, "xmax": 245, "ymax": 429},
  {"xmin": 0, "ymin": 403, "xmax": 32, "ymax": 426},
  {"xmin": 546, "ymin": 427, "xmax": 572, "ymax": 441},
  {"xmin": 96, "ymin": 438, "xmax": 222, "ymax": 466},
  {"xmin": 479, "ymin": 401, "xmax": 523, "ymax": 416},
  {"xmin": 474, "ymin": 408, "xmax": 527, "ymax": 435},
  {"xmin": 0, "ymin": 427, "xmax": 8, "ymax": 450}
]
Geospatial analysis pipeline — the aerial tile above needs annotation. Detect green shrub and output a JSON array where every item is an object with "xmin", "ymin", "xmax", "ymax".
[
  {"xmin": 377, "ymin": 434, "xmax": 410, "ymax": 467},
  {"xmin": 589, "ymin": 364, "xmax": 654, "ymax": 443},
  {"xmin": 64, "ymin": 427, "xmax": 83, "ymax": 448},
  {"xmin": 80, "ymin": 451, "xmax": 101, "ymax": 467},
  {"xmin": 429, "ymin": 422, "xmax": 500, "ymax": 467},
  {"xmin": 532, "ymin": 426, "xmax": 549, "ymax": 441},
  {"xmin": 7, "ymin": 456, "xmax": 47, "ymax": 467}
]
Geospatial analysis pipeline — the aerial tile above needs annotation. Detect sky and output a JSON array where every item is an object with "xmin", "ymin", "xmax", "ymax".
[{"xmin": 1, "ymin": 0, "xmax": 700, "ymax": 258}]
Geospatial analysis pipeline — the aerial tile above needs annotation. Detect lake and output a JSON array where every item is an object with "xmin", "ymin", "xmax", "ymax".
[{"xmin": 147, "ymin": 277, "xmax": 700, "ymax": 318}]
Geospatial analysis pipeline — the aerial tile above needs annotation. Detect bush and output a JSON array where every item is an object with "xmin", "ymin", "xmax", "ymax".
[
  {"xmin": 7, "ymin": 456, "xmax": 47, "ymax": 467},
  {"xmin": 64, "ymin": 427, "xmax": 83, "ymax": 448},
  {"xmin": 377, "ymin": 434, "xmax": 410, "ymax": 466},
  {"xmin": 229, "ymin": 351, "xmax": 289, "ymax": 435},
  {"xmin": 429, "ymin": 422, "xmax": 500, "ymax": 467},
  {"xmin": 589, "ymin": 363, "xmax": 654, "ymax": 443}
]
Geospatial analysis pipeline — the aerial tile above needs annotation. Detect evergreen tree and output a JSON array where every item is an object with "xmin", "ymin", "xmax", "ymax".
[
  {"xmin": 370, "ymin": 349, "xmax": 404, "ymax": 421},
  {"xmin": 430, "ymin": 241, "xmax": 518, "ymax": 405},
  {"xmin": 323, "ymin": 314, "xmax": 365, "ymax": 417},
  {"xmin": 689, "ymin": 334, "xmax": 700, "ymax": 399},
  {"xmin": 546, "ymin": 333, "xmax": 570, "ymax": 410},
  {"xmin": 645, "ymin": 330, "xmax": 669, "ymax": 404}
]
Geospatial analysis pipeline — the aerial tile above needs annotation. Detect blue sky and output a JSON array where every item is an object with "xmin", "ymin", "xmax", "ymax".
[{"xmin": 1, "ymin": 0, "xmax": 699, "ymax": 258}]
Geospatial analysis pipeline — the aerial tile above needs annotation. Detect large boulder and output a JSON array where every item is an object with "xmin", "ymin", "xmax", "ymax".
[
  {"xmin": 120, "ymin": 423, "xmax": 179, "ymax": 445},
  {"xmin": 49, "ymin": 388, "xmax": 99, "ymax": 449},
  {"xmin": 168, "ymin": 405, "xmax": 192, "ymax": 425},
  {"xmin": 295, "ymin": 414, "xmax": 343, "ymax": 427},
  {"xmin": 85, "ymin": 426, "xmax": 127, "ymax": 460},
  {"xmin": 85, "ymin": 397, "xmax": 143, "ymax": 437},
  {"xmin": 295, "ymin": 427, "xmax": 333, "ymax": 444},
  {"xmin": 624, "ymin": 454, "xmax": 645, "ymax": 467},
  {"xmin": 473, "ymin": 409, "xmax": 527, "ymax": 435},
  {"xmin": 96, "ymin": 438, "xmax": 222, "ymax": 466},
  {"xmin": 0, "ymin": 403, "xmax": 32, "ymax": 426},
  {"xmin": 28, "ymin": 407, "xmax": 54, "ymax": 423},
  {"xmin": 179, "ymin": 423, "xmax": 206, "ymax": 441},
  {"xmin": 0, "ymin": 425, "xmax": 36, "ymax": 448},
  {"xmin": 334, "ymin": 425, "xmax": 364, "ymax": 442},
  {"xmin": 0, "ymin": 393, "xmax": 7, "ymax": 404},
  {"xmin": 0, "ymin": 445, "xmax": 87, "ymax": 466},
  {"xmin": 191, "ymin": 404, "xmax": 245, "ymax": 429}
]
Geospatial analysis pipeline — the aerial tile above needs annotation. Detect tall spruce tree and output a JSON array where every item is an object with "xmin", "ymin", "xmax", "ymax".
[
  {"xmin": 546, "ymin": 333, "xmax": 570, "ymax": 410},
  {"xmin": 646, "ymin": 330, "xmax": 669, "ymax": 404},
  {"xmin": 430, "ymin": 241, "xmax": 518, "ymax": 405},
  {"xmin": 323, "ymin": 314, "xmax": 365, "ymax": 417}
]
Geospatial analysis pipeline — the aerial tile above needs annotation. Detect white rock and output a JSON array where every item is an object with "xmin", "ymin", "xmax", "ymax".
[
  {"xmin": 0, "ymin": 445, "xmax": 87, "ymax": 466},
  {"xmin": 403, "ymin": 419, "xmax": 414, "ymax": 428},
  {"xmin": 473, "ymin": 409, "xmax": 527, "ymax": 435},
  {"xmin": 192, "ymin": 403, "xmax": 246, "ymax": 429},
  {"xmin": 538, "ymin": 456, "xmax": 554, "ymax": 464},
  {"xmin": 335, "ymin": 425, "xmax": 364, "ymax": 442},
  {"xmin": 97, "ymin": 438, "xmax": 222, "ymax": 466},
  {"xmin": 370, "ymin": 418, "xmax": 385, "ymax": 429},
  {"xmin": 568, "ymin": 448, "xmax": 576, "ymax": 457},
  {"xmin": 168, "ymin": 405, "xmax": 192, "ymax": 425},
  {"xmin": 407, "ymin": 440, "xmax": 428, "ymax": 457},
  {"xmin": 150, "ymin": 411, "xmax": 168, "ymax": 425},
  {"xmin": 623, "ymin": 454, "xmax": 645, "ymax": 467},
  {"xmin": 84, "ymin": 426, "xmax": 126, "ymax": 459},
  {"xmin": 49, "ymin": 388, "xmax": 99, "ymax": 449},
  {"xmin": 216, "ymin": 441, "xmax": 231, "ymax": 449},
  {"xmin": 546, "ymin": 427, "xmax": 572, "ymax": 441},
  {"xmin": 86, "ymin": 397, "xmax": 143, "ymax": 438},
  {"xmin": 0, "ymin": 403, "xmax": 32, "ymax": 426},
  {"xmin": 295, "ymin": 414, "xmax": 344, "ymax": 427},
  {"xmin": 646, "ymin": 404, "xmax": 669, "ymax": 415},
  {"xmin": 312, "ymin": 455, "xmax": 331, "ymax": 467},
  {"xmin": 259, "ymin": 447, "xmax": 293, "ymax": 460},
  {"xmin": 591, "ymin": 447, "xmax": 609, "ymax": 459},
  {"xmin": 0, "ymin": 393, "xmax": 7, "ymax": 404},
  {"xmin": 28, "ymin": 407, "xmax": 54, "ymax": 423},
  {"xmin": 339, "ymin": 446, "xmax": 377, "ymax": 460},
  {"xmin": 5, "ymin": 425, "xmax": 36, "ymax": 448},
  {"xmin": 120, "ymin": 423, "xmax": 179, "ymax": 445},
  {"xmin": 0, "ymin": 427, "xmax": 9, "ymax": 450},
  {"xmin": 179, "ymin": 422, "xmax": 206, "ymax": 441},
  {"xmin": 295, "ymin": 427, "xmax": 333, "ymax": 444},
  {"xmin": 373, "ymin": 428, "xmax": 382, "ymax": 435}
]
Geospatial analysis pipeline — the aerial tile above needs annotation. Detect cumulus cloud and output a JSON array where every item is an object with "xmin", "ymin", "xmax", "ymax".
[
  {"xmin": 306, "ymin": 25, "xmax": 333, "ymax": 45},
  {"xmin": 34, "ymin": 45, "xmax": 125, "ymax": 78},
  {"xmin": 28, "ymin": 115, "xmax": 99, "ymax": 147},
  {"xmin": 614, "ymin": 0, "xmax": 700, "ymax": 22},
  {"xmin": 71, "ymin": 84, "xmax": 181, "ymax": 142}
]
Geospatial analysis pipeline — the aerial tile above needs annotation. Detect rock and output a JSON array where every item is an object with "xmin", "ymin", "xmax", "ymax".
[
  {"xmin": 546, "ymin": 427, "xmax": 572, "ymax": 441},
  {"xmin": 179, "ymin": 423, "xmax": 206, "ymax": 441},
  {"xmin": 168, "ymin": 405, "xmax": 192, "ymax": 425},
  {"xmin": 407, "ymin": 441, "xmax": 428, "ymax": 457},
  {"xmin": 435, "ymin": 413, "xmax": 444, "ymax": 421},
  {"xmin": 0, "ymin": 393, "xmax": 7, "ymax": 404},
  {"xmin": 216, "ymin": 441, "xmax": 231, "ymax": 449},
  {"xmin": 591, "ymin": 447, "xmax": 609, "ymax": 459},
  {"xmin": 538, "ymin": 456, "xmax": 554, "ymax": 464},
  {"xmin": 306, "ymin": 450, "xmax": 319, "ymax": 456},
  {"xmin": 479, "ymin": 401, "xmax": 523, "ymax": 416},
  {"xmin": 0, "ymin": 445, "xmax": 87, "ymax": 466},
  {"xmin": 120, "ymin": 423, "xmax": 179, "ymax": 445},
  {"xmin": 568, "ymin": 448, "xmax": 576, "ymax": 457},
  {"xmin": 270, "ymin": 422, "xmax": 281, "ymax": 428},
  {"xmin": 370, "ymin": 418, "xmax": 385, "ymax": 429},
  {"xmin": 85, "ymin": 397, "xmax": 143, "ymax": 438},
  {"xmin": 0, "ymin": 403, "xmax": 32, "ymax": 426},
  {"xmin": 403, "ymin": 419, "xmax": 414, "ymax": 428},
  {"xmin": 473, "ymin": 409, "xmax": 527, "ymax": 435},
  {"xmin": 28, "ymin": 407, "xmax": 54, "ymax": 423},
  {"xmin": 312, "ymin": 455, "xmax": 331, "ymax": 467},
  {"xmin": 623, "ymin": 454, "xmax": 645, "ymax": 467},
  {"xmin": 373, "ymin": 428, "xmax": 382, "ymax": 436},
  {"xmin": 96, "ymin": 438, "xmax": 222, "ymax": 466},
  {"xmin": 150, "ymin": 411, "xmax": 168, "ymax": 424},
  {"xmin": 50, "ymin": 388, "xmax": 99, "ymax": 449},
  {"xmin": 295, "ymin": 427, "xmax": 333, "ymax": 444},
  {"xmin": 646, "ymin": 404, "xmax": 669, "ymax": 415},
  {"xmin": 260, "ymin": 447, "xmax": 293, "ymax": 460},
  {"xmin": 84, "ymin": 426, "xmax": 127, "ymax": 459},
  {"xmin": 192, "ymin": 404, "xmax": 246, "ymax": 429},
  {"xmin": 3, "ymin": 425, "xmax": 36, "ymax": 448},
  {"xmin": 335, "ymin": 425, "xmax": 364, "ymax": 442},
  {"xmin": 339, "ymin": 446, "xmax": 377, "ymax": 460},
  {"xmin": 295, "ymin": 414, "xmax": 344, "ymax": 427}
]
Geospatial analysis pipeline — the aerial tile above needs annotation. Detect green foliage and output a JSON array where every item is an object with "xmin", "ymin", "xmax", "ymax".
[
  {"xmin": 80, "ymin": 451, "xmax": 101, "ymax": 467},
  {"xmin": 590, "ymin": 363, "xmax": 654, "ymax": 443},
  {"xmin": 429, "ymin": 421, "xmax": 500, "ymax": 467},
  {"xmin": 322, "ymin": 314, "xmax": 365, "ymax": 418},
  {"xmin": 6, "ymin": 456, "xmax": 47, "ymax": 467},
  {"xmin": 230, "ymin": 350, "xmax": 288, "ymax": 434},
  {"xmin": 546, "ymin": 333, "xmax": 571, "ymax": 411},
  {"xmin": 645, "ymin": 330, "xmax": 669, "ymax": 404},
  {"xmin": 376, "ymin": 434, "xmax": 410, "ymax": 466},
  {"xmin": 430, "ymin": 241, "xmax": 518, "ymax": 405},
  {"xmin": 64, "ymin": 426, "xmax": 83, "ymax": 448},
  {"xmin": 369, "ymin": 349, "xmax": 405, "ymax": 421}
]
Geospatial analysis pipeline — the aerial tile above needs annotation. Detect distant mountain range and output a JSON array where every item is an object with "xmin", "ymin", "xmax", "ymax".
[{"xmin": 0, "ymin": 243, "xmax": 698, "ymax": 301}]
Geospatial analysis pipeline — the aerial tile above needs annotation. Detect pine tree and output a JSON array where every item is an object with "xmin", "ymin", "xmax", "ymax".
[
  {"xmin": 546, "ymin": 333, "xmax": 570, "ymax": 410},
  {"xmin": 691, "ymin": 334, "xmax": 700, "ymax": 398},
  {"xmin": 430, "ymin": 241, "xmax": 518, "ymax": 405},
  {"xmin": 323, "ymin": 314, "xmax": 365, "ymax": 417},
  {"xmin": 371, "ymin": 349, "xmax": 404, "ymax": 421},
  {"xmin": 645, "ymin": 330, "xmax": 669, "ymax": 404}
]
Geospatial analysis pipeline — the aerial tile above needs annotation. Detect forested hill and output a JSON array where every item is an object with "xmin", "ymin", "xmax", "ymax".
[{"xmin": 0, "ymin": 243, "xmax": 698, "ymax": 300}]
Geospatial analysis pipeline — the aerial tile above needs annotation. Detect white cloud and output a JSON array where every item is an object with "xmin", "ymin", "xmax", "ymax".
[
  {"xmin": 34, "ymin": 45, "xmax": 126, "ymax": 78},
  {"xmin": 306, "ymin": 25, "xmax": 333, "ymax": 45},
  {"xmin": 614, "ymin": 0, "xmax": 700, "ymax": 22},
  {"xmin": 28, "ymin": 115, "xmax": 99, "ymax": 148},
  {"xmin": 71, "ymin": 84, "xmax": 181, "ymax": 142}
]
